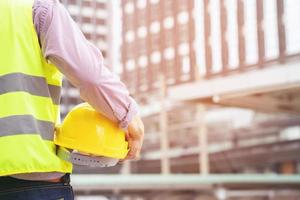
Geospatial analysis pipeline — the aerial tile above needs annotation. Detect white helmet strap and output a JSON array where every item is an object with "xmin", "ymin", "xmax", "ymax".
[{"xmin": 57, "ymin": 147, "xmax": 119, "ymax": 168}]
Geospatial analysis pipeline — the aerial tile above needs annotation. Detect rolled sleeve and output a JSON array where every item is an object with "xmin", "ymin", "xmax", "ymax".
[{"xmin": 118, "ymin": 97, "xmax": 139, "ymax": 129}]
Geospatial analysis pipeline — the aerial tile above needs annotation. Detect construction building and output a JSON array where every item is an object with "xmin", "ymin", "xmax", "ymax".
[{"xmin": 79, "ymin": 0, "xmax": 300, "ymax": 199}]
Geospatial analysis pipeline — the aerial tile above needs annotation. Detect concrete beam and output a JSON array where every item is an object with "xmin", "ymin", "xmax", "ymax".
[
  {"xmin": 71, "ymin": 174, "xmax": 300, "ymax": 192},
  {"xmin": 169, "ymin": 60, "xmax": 300, "ymax": 102}
]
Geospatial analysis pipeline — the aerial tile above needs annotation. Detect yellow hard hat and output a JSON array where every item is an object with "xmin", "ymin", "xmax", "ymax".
[{"xmin": 54, "ymin": 103, "xmax": 128, "ymax": 160}]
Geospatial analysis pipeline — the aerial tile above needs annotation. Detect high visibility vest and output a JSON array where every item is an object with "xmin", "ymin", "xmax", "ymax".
[{"xmin": 0, "ymin": 0, "xmax": 72, "ymax": 176}]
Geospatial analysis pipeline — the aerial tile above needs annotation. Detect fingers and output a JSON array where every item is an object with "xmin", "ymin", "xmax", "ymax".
[
  {"xmin": 125, "ymin": 134, "xmax": 143, "ymax": 160},
  {"xmin": 123, "ymin": 115, "xmax": 144, "ymax": 161}
]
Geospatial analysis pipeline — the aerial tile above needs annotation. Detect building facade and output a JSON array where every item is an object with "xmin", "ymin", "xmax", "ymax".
[{"xmin": 121, "ymin": 0, "xmax": 196, "ymax": 99}]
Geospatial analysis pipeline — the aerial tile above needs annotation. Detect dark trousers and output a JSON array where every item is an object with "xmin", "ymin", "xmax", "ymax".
[{"xmin": 0, "ymin": 174, "xmax": 74, "ymax": 200}]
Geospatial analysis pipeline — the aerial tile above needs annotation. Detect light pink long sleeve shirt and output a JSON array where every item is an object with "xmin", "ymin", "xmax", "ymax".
[{"xmin": 33, "ymin": 0, "xmax": 138, "ymax": 129}]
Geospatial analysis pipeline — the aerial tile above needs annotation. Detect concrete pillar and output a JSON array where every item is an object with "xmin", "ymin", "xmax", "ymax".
[
  {"xmin": 197, "ymin": 104, "xmax": 209, "ymax": 175},
  {"xmin": 159, "ymin": 75, "xmax": 170, "ymax": 174},
  {"xmin": 121, "ymin": 160, "xmax": 131, "ymax": 174}
]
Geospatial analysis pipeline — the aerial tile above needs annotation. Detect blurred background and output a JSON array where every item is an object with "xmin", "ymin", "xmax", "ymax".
[{"xmin": 60, "ymin": 0, "xmax": 300, "ymax": 199}]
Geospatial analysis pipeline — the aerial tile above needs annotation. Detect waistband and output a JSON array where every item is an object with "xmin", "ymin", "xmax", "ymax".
[{"xmin": 0, "ymin": 174, "xmax": 70, "ymax": 191}]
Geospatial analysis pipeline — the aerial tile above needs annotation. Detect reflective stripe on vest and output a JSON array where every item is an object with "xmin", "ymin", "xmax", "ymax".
[
  {"xmin": 0, "ymin": 73, "xmax": 61, "ymax": 105},
  {"xmin": 0, "ymin": 0, "xmax": 72, "ymax": 176},
  {"xmin": 0, "ymin": 115, "xmax": 54, "ymax": 140}
]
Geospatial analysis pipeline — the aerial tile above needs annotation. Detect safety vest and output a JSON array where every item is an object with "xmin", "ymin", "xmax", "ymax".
[{"xmin": 0, "ymin": 0, "xmax": 72, "ymax": 176}]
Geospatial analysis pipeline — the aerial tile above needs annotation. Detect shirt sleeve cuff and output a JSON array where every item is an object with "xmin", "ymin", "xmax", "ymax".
[{"xmin": 118, "ymin": 98, "xmax": 139, "ymax": 130}]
